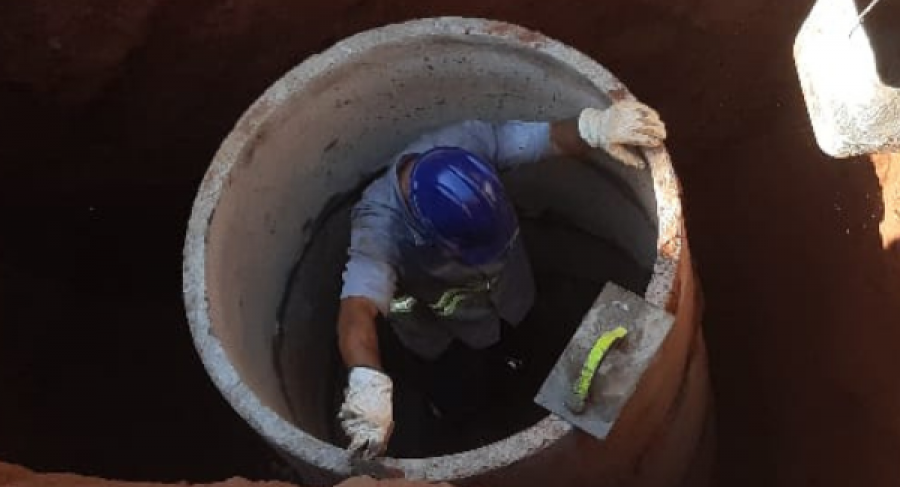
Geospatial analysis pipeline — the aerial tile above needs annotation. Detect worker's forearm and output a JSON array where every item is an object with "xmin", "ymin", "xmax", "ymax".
[
  {"xmin": 549, "ymin": 118, "xmax": 592, "ymax": 157},
  {"xmin": 337, "ymin": 297, "xmax": 383, "ymax": 371}
]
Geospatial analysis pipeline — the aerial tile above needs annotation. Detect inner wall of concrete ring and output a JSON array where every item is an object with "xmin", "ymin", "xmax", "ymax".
[{"xmin": 183, "ymin": 17, "xmax": 709, "ymax": 486}]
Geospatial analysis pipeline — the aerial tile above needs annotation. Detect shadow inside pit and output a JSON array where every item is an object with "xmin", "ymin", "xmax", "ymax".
[
  {"xmin": 888, "ymin": 239, "xmax": 900, "ymax": 271},
  {"xmin": 687, "ymin": 120, "xmax": 900, "ymax": 487}
]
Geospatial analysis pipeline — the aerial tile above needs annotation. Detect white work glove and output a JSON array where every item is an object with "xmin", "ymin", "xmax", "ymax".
[
  {"xmin": 578, "ymin": 101, "xmax": 667, "ymax": 169},
  {"xmin": 338, "ymin": 367, "xmax": 394, "ymax": 460}
]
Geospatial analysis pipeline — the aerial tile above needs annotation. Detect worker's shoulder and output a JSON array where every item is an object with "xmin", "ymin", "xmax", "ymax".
[
  {"xmin": 351, "ymin": 171, "xmax": 404, "ymax": 224},
  {"xmin": 356, "ymin": 168, "xmax": 394, "ymax": 203},
  {"xmin": 425, "ymin": 119, "xmax": 494, "ymax": 140},
  {"xmin": 401, "ymin": 120, "xmax": 497, "ymax": 162}
]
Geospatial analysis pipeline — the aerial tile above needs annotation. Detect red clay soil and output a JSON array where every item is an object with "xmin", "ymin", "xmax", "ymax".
[
  {"xmin": 873, "ymin": 153, "xmax": 900, "ymax": 274},
  {"xmin": 1, "ymin": 0, "xmax": 900, "ymax": 486}
]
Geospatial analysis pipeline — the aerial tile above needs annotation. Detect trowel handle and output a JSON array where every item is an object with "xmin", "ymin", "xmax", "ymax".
[{"xmin": 566, "ymin": 326, "xmax": 628, "ymax": 414}]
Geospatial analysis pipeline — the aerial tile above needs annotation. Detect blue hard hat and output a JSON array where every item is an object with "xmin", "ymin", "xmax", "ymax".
[{"xmin": 407, "ymin": 147, "xmax": 519, "ymax": 267}]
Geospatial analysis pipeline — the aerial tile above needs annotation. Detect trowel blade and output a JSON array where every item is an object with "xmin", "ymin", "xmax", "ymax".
[{"xmin": 534, "ymin": 282, "xmax": 675, "ymax": 440}]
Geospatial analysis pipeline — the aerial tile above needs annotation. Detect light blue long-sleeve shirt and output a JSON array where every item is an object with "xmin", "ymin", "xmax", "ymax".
[{"xmin": 340, "ymin": 120, "xmax": 553, "ymax": 359}]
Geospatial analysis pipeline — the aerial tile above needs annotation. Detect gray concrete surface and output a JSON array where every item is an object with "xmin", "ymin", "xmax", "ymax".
[
  {"xmin": 795, "ymin": 0, "xmax": 900, "ymax": 157},
  {"xmin": 183, "ymin": 17, "xmax": 704, "ymax": 486}
]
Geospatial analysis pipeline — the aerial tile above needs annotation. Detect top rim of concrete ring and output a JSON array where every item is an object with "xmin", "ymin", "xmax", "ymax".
[{"xmin": 182, "ymin": 16, "xmax": 685, "ymax": 481}]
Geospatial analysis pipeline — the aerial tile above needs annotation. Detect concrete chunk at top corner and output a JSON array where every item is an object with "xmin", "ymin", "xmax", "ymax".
[{"xmin": 794, "ymin": 0, "xmax": 900, "ymax": 158}]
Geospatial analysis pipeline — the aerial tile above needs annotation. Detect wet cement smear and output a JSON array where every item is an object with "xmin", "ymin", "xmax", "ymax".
[{"xmin": 277, "ymin": 198, "xmax": 652, "ymax": 457}]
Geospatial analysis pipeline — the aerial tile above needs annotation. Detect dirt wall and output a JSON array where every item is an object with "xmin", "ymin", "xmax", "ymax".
[{"xmin": 1, "ymin": 1, "xmax": 900, "ymax": 486}]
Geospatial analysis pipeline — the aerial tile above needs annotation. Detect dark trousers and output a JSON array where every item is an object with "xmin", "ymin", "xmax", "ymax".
[
  {"xmin": 376, "ymin": 319, "xmax": 517, "ymax": 456},
  {"xmin": 378, "ymin": 320, "xmax": 499, "ymax": 417}
]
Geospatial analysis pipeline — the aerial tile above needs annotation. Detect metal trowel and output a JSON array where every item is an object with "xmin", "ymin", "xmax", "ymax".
[{"xmin": 534, "ymin": 282, "xmax": 675, "ymax": 440}]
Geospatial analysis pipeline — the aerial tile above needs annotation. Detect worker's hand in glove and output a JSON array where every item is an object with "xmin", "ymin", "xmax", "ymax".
[
  {"xmin": 578, "ymin": 101, "xmax": 667, "ymax": 169},
  {"xmin": 338, "ymin": 367, "xmax": 394, "ymax": 460}
]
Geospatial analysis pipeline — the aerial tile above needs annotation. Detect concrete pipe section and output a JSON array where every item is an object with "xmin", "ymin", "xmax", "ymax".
[{"xmin": 183, "ymin": 17, "xmax": 711, "ymax": 487}]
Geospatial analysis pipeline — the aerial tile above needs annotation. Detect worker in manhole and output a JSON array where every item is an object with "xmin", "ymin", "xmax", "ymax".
[{"xmin": 337, "ymin": 100, "xmax": 666, "ymax": 459}]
